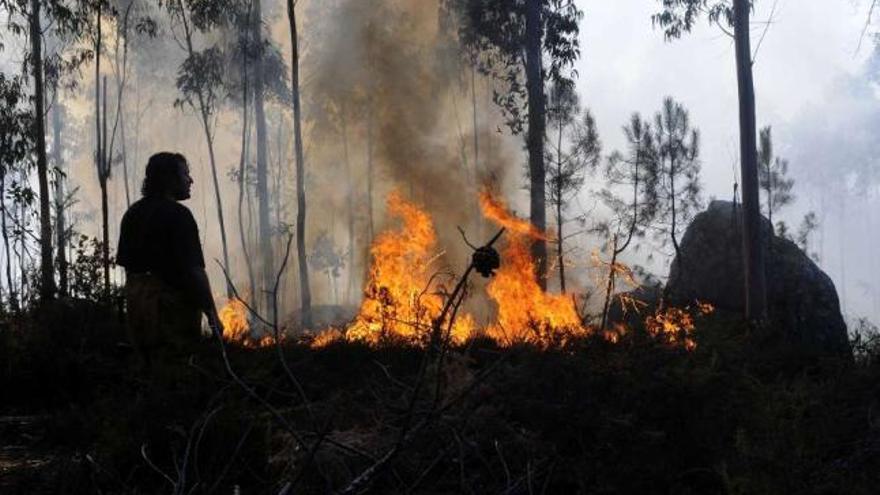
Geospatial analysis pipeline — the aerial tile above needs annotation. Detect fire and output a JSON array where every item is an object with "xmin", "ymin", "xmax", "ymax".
[
  {"xmin": 478, "ymin": 190, "xmax": 588, "ymax": 347},
  {"xmin": 644, "ymin": 301, "xmax": 714, "ymax": 350},
  {"xmin": 304, "ymin": 188, "xmax": 710, "ymax": 352},
  {"xmin": 343, "ymin": 191, "xmax": 474, "ymax": 345},
  {"xmin": 218, "ymin": 297, "xmax": 278, "ymax": 347},
  {"xmin": 219, "ymin": 297, "xmax": 250, "ymax": 343}
]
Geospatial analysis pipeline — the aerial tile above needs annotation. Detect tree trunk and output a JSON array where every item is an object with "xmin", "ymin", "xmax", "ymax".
[
  {"xmin": 599, "ymin": 235, "xmax": 619, "ymax": 334},
  {"xmin": 177, "ymin": 1, "xmax": 232, "ymax": 298},
  {"xmin": 287, "ymin": 0, "xmax": 312, "ymax": 328},
  {"xmin": 341, "ymin": 108, "xmax": 355, "ymax": 305},
  {"xmin": 52, "ymin": 88, "xmax": 68, "ymax": 297},
  {"xmin": 555, "ymin": 123, "xmax": 565, "ymax": 293},
  {"xmin": 525, "ymin": 0, "xmax": 547, "ymax": 289},
  {"xmin": 252, "ymin": 0, "xmax": 275, "ymax": 317},
  {"xmin": 29, "ymin": 0, "xmax": 56, "ymax": 300},
  {"xmin": 734, "ymin": 0, "xmax": 767, "ymax": 321},
  {"xmin": 1, "ymin": 169, "xmax": 17, "ymax": 311},
  {"xmin": 101, "ymin": 77, "xmax": 110, "ymax": 291}
]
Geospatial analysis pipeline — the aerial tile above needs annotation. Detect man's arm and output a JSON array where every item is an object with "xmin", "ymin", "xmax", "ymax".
[{"xmin": 187, "ymin": 266, "xmax": 223, "ymax": 336}]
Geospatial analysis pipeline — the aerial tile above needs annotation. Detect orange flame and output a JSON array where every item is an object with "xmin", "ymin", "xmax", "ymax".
[
  {"xmin": 218, "ymin": 297, "xmax": 278, "ymax": 348},
  {"xmin": 478, "ymin": 189, "xmax": 548, "ymax": 240},
  {"xmin": 343, "ymin": 191, "xmax": 474, "ymax": 345},
  {"xmin": 644, "ymin": 302, "xmax": 713, "ymax": 351},
  {"xmin": 478, "ymin": 190, "xmax": 588, "ymax": 347},
  {"xmin": 219, "ymin": 297, "xmax": 250, "ymax": 344}
]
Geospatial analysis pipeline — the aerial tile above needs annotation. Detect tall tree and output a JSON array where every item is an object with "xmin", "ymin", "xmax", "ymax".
[
  {"xmin": 443, "ymin": 0, "xmax": 583, "ymax": 289},
  {"xmin": 28, "ymin": 0, "xmax": 56, "ymax": 299},
  {"xmin": 169, "ymin": 0, "xmax": 233, "ymax": 298},
  {"xmin": 286, "ymin": 0, "xmax": 311, "ymax": 328},
  {"xmin": 597, "ymin": 113, "xmax": 658, "ymax": 333},
  {"xmin": 652, "ymin": 97, "xmax": 701, "ymax": 269},
  {"xmin": 545, "ymin": 81, "xmax": 600, "ymax": 292},
  {"xmin": 757, "ymin": 126, "xmax": 794, "ymax": 232},
  {"xmin": 51, "ymin": 85, "xmax": 68, "ymax": 297},
  {"xmin": 653, "ymin": 0, "xmax": 767, "ymax": 320},
  {"xmin": 251, "ymin": 0, "xmax": 275, "ymax": 316},
  {"xmin": 0, "ymin": 74, "xmax": 30, "ymax": 309}
]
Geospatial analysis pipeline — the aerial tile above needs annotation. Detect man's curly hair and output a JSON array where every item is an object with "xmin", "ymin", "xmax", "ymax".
[{"xmin": 141, "ymin": 152, "xmax": 186, "ymax": 198}]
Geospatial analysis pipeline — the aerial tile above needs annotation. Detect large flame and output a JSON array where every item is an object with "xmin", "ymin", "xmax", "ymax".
[
  {"xmin": 343, "ymin": 191, "xmax": 474, "ymax": 345},
  {"xmin": 308, "ymin": 189, "xmax": 709, "ymax": 351},
  {"xmin": 478, "ymin": 190, "xmax": 588, "ymax": 346}
]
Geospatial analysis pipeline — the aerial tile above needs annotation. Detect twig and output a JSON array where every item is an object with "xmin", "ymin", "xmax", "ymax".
[
  {"xmin": 141, "ymin": 444, "xmax": 176, "ymax": 487},
  {"xmin": 857, "ymin": 0, "xmax": 879, "ymax": 56}
]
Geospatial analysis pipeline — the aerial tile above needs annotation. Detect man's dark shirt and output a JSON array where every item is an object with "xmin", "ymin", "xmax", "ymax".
[{"xmin": 117, "ymin": 196, "xmax": 205, "ymax": 292}]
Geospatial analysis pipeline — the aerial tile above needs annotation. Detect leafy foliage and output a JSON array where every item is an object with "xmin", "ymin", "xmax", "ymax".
[
  {"xmin": 652, "ymin": 0, "xmax": 736, "ymax": 40},
  {"xmin": 545, "ymin": 82, "xmax": 601, "ymax": 224},
  {"xmin": 652, "ymin": 97, "xmax": 703, "ymax": 253},
  {"xmin": 442, "ymin": 0, "xmax": 583, "ymax": 134},
  {"xmin": 758, "ymin": 126, "xmax": 795, "ymax": 221},
  {"xmin": 599, "ymin": 113, "xmax": 661, "ymax": 243}
]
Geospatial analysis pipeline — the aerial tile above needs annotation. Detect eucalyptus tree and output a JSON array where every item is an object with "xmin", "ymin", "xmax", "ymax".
[
  {"xmin": 596, "ymin": 113, "xmax": 659, "ymax": 333},
  {"xmin": 1, "ymin": 0, "xmax": 92, "ymax": 300},
  {"xmin": 653, "ymin": 0, "xmax": 767, "ymax": 320},
  {"xmin": 285, "ymin": 0, "xmax": 312, "ymax": 328},
  {"xmin": 0, "ymin": 74, "xmax": 32, "ymax": 308},
  {"xmin": 442, "ymin": 0, "xmax": 583, "ymax": 289},
  {"xmin": 545, "ymin": 81, "xmax": 601, "ymax": 292}
]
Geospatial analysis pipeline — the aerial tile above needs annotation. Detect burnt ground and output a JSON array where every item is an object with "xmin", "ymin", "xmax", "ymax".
[{"xmin": 2, "ymin": 300, "xmax": 880, "ymax": 494}]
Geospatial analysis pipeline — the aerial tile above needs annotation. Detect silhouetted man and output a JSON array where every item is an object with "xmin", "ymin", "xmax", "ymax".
[{"xmin": 117, "ymin": 152, "xmax": 222, "ymax": 366}]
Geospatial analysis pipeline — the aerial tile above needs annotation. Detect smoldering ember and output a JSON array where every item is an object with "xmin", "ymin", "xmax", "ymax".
[{"xmin": 2, "ymin": 0, "xmax": 880, "ymax": 493}]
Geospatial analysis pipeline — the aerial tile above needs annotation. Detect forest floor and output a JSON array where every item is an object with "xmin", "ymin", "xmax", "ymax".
[{"xmin": 2, "ymin": 300, "xmax": 880, "ymax": 494}]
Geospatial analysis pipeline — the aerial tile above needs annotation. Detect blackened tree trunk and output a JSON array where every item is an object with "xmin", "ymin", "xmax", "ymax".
[
  {"xmin": 286, "ymin": 0, "xmax": 312, "ymax": 328},
  {"xmin": 52, "ymin": 87, "xmax": 68, "ymax": 297},
  {"xmin": 525, "ymin": 0, "xmax": 547, "ymax": 290},
  {"xmin": 555, "ymin": 127, "xmax": 565, "ymax": 293},
  {"xmin": 733, "ymin": 0, "xmax": 766, "ymax": 321},
  {"xmin": 101, "ymin": 77, "xmax": 110, "ymax": 291},
  {"xmin": 29, "ymin": 0, "xmax": 56, "ymax": 300}
]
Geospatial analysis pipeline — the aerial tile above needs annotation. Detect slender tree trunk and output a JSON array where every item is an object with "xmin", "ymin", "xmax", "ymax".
[
  {"xmin": 29, "ymin": 0, "xmax": 55, "ymax": 300},
  {"xmin": 525, "ymin": 0, "xmax": 547, "ymax": 289},
  {"xmin": 471, "ymin": 61, "xmax": 479, "ymax": 181},
  {"xmin": 52, "ymin": 88, "xmax": 68, "ymax": 297},
  {"xmin": 101, "ymin": 77, "xmax": 110, "ymax": 292},
  {"xmin": 239, "ymin": 107, "xmax": 256, "ymax": 302},
  {"xmin": 734, "ymin": 0, "xmax": 767, "ymax": 321},
  {"xmin": 252, "ymin": 0, "xmax": 274, "ymax": 316},
  {"xmin": 341, "ymin": 108, "xmax": 355, "ymax": 305},
  {"xmin": 177, "ymin": 2, "xmax": 232, "ymax": 297},
  {"xmin": 286, "ymin": 0, "xmax": 312, "ymax": 328},
  {"xmin": 600, "ymin": 235, "xmax": 620, "ymax": 334},
  {"xmin": 1, "ymin": 169, "xmax": 17, "ymax": 311},
  {"xmin": 366, "ymin": 99, "xmax": 375, "ymax": 243},
  {"xmin": 669, "ymin": 156, "xmax": 681, "ymax": 262},
  {"xmin": 555, "ymin": 118, "xmax": 565, "ymax": 293}
]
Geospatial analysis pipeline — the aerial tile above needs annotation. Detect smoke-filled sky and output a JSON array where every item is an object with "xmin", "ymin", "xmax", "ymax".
[{"xmin": 576, "ymin": 0, "xmax": 880, "ymax": 324}]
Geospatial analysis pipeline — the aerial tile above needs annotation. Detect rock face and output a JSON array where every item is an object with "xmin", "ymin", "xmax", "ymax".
[{"xmin": 666, "ymin": 200, "xmax": 849, "ymax": 353}]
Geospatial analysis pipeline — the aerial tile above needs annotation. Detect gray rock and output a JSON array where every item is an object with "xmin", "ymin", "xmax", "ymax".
[{"xmin": 666, "ymin": 200, "xmax": 849, "ymax": 353}]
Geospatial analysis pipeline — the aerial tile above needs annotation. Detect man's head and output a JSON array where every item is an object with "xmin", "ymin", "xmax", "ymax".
[{"xmin": 141, "ymin": 152, "xmax": 193, "ymax": 200}]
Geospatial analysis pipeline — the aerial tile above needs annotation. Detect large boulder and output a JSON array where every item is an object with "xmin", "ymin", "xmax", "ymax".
[{"xmin": 666, "ymin": 200, "xmax": 849, "ymax": 353}]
